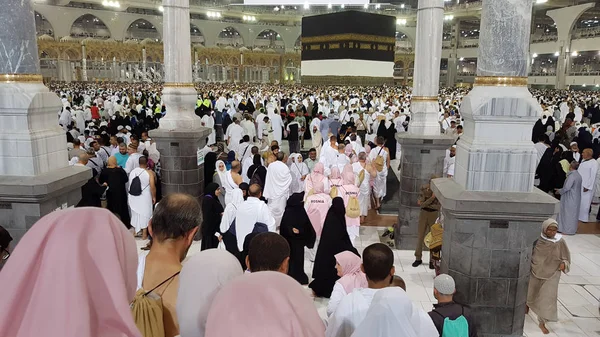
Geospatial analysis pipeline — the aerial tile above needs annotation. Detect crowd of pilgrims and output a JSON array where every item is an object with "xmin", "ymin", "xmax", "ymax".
[{"xmin": 0, "ymin": 82, "xmax": 594, "ymax": 336}]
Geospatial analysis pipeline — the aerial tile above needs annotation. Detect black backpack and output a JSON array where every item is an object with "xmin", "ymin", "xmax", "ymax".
[
  {"xmin": 250, "ymin": 167, "xmax": 263, "ymax": 187},
  {"xmin": 129, "ymin": 170, "xmax": 148, "ymax": 196}
]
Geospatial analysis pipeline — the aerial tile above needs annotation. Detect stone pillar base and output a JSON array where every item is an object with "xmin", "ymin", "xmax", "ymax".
[
  {"xmin": 431, "ymin": 178, "xmax": 558, "ymax": 337},
  {"xmin": 0, "ymin": 166, "xmax": 90, "ymax": 244},
  {"xmin": 149, "ymin": 128, "xmax": 211, "ymax": 199},
  {"xmin": 395, "ymin": 133, "xmax": 454, "ymax": 250}
]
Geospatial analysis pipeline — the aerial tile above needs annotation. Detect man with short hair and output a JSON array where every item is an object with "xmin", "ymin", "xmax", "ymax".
[
  {"xmin": 320, "ymin": 136, "xmax": 339, "ymax": 169},
  {"xmin": 578, "ymin": 148, "xmax": 598, "ymax": 222},
  {"xmin": 443, "ymin": 145, "xmax": 456, "ymax": 178},
  {"xmin": 124, "ymin": 143, "xmax": 142, "ymax": 175},
  {"xmin": 334, "ymin": 143, "xmax": 351, "ymax": 172},
  {"xmin": 286, "ymin": 117, "xmax": 301, "ymax": 154},
  {"xmin": 326, "ymin": 243, "xmax": 395, "ymax": 337},
  {"xmin": 226, "ymin": 117, "xmax": 245, "ymax": 153},
  {"xmin": 429, "ymin": 274, "xmax": 478, "ymax": 337},
  {"xmin": 367, "ymin": 136, "xmax": 389, "ymax": 207},
  {"xmin": 264, "ymin": 152, "xmax": 292, "ymax": 228},
  {"xmin": 245, "ymin": 232, "xmax": 290, "ymax": 273},
  {"xmin": 234, "ymin": 184, "xmax": 276, "ymax": 252},
  {"xmin": 128, "ymin": 156, "xmax": 156, "ymax": 239},
  {"xmin": 114, "ymin": 143, "xmax": 129, "ymax": 168},
  {"xmin": 138, "ymin": 193, "xmax": 201, "ymax": 337},
  {"xmin": 305, "ymin": 148, "xmax": 318, "ymax": 172},
  {"xmin": 230, "ymin": 160, "xmax": 243, "ymax": 186},
  {"xmin": 69, "ymin": 139, "xmax": 86, "ymax": 160}
]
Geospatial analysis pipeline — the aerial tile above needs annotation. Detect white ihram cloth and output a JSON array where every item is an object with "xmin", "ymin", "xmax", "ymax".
[
  {"xmin": 353, "ymin": 162, "xmax": 371, "ymax": 216},
  {"xmin": 289, "ymin": 154, "xmax": 309, "ymax": 194},
  {"xmin": 269, "ymin": 112, "xmax": 284, "ymax": 144},
  {"xmin": 368, "ymin": 146, "xmax": 388, "ymax": 199},
  {"xmin": 326, "ymin": 288, "xmax": 380, "ymax": 337},
  {"xmin": 219, "ymin": 189, "xmax": 245, "ymax": 234},
  {"xmin": 222, "ymin": 170, "xmax": 240, "ymax": 206},
  {"xmin": 234, "ymin": 197, "xmax": 276, "ymax": 251},
  {"xmin": 226, "ymin": 123, "xmax": 245, "ymax": 153},
  {"xmin": 241, "ymin": 155, "xmax": 254, "ymax": 184},
  {"xmin": 201, "ymin": 114, "xmax": 215, "ymax": 145},
  {"xmin": 351, "ymin": 288, "xmax": 438, "ymax": 337},
  {"xmin": 578, "ymin": 158, "xmax": 598, "ymax": 222},
  {"xmin": 128, "ymin": 168, "xmax": 152, "ymax": 233},
  {"xmin": 263, "ymin": 160, "xmax": 292, "ymax": 227}
]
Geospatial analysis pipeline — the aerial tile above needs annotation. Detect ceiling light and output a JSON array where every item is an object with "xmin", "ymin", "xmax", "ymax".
[
  {"xmin": 400, "ymin": 4, "xmax": 405, "ymax": 8},
  {"xmin": 532, "ymin": 53, "xmax": 538, "ymax": 58},
  {"xmin": 572, "ymin": 51, "xmax": 578, "ymax": 57},
  {"xmin": 375, "ymin": 4, "xmax": 381, "ymax": 9},
  {"xmin": 273, "ymin": 6, "xmax": 279, "ymax": 11},
  {"xmin": 341, "ymin": 4, "xmax": 345, "ymax": 8},
  {"xmin": 459, "ymin": 57, "xmax": 464, "ymax": 61},
  {"xmin": 304, "ymin": 2, "xmax": 309, "ymax": 9},
  {"xmin": 583, "ymin": 84, "xmax": 587, "ymax": 87},
  {"xmin": 281, "ymin": 5, "xmax": 284, "ymax": 9},
  {"xmin": 444, "ymin": 15, "xmax": 454, "ymax": 21},
  {"xmin": 535, "ymin": 0, "xmax": 548, "ymax": 3},
  {"xmin": 102, "ymin": 0, "xmax": 120, "ymax": 8},
  {"xmin": 396, "ymin": 18, "xmax": 406, "ymax": 25},
  {"xmin": 328, "ymin": 3, "xmax": 332, "ymax": 8},
  {"xmin": 158, "ymin": 6, "xmax": 164, "ymax": 12},
  {"xmin": 554, "ymin": 51, "xmax": 560, "ymax": 56},
  {"xmin": 363, "ymin": 3, "xmax": 368, "ymax": 9}
]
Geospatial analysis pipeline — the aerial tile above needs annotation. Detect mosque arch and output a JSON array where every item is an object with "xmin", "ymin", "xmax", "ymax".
[
  {"xmin": 125, "ymin": 19, "xmax": 161, "ymax": 42},
  {"xmin": 70, "ymin": 14, "xmax": 111, "ymax": 39},
  {"xmin": 571, "ymin": 6, "xmax": 600, "ymax": 39},
  {"xmin": 255, "ymin": 29, "xmax": 285, "ymax": 49},
  {"xmin": 190, "ymin": 24, "xmax": 205, "ymax": 45},
  {"xmin": 217, "ymin": 27, "xmax": 244, "ymax": 47},
  {"xmin": 35, "ymin": 11, "xmax": 54, "ymax": 37}
]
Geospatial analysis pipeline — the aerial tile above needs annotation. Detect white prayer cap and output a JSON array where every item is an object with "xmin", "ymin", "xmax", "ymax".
[
  {"xmin": 559, "ymin": 144, "xmax": 567, "ymax": 151},
  {"xmin": 100, "ymin": 121, "xmax": 108, "ymax": 127},
  {"xmin": 88, "ymin": 122, "xmax": 95, "ymax": 127},
  {"xmin": 570, "ymin": 142, "xmax": 578, "ymax": 147},
  {"xmin": 125, "ymin": 125, "xmax": 132, "ymax": 131},
  {"xmin": 117, "ymin": 125, "xmax": 124, "ymax": 130},
  {"xmin": 434, "ymin": 274, "xmax": 455, "ymax": 295}
]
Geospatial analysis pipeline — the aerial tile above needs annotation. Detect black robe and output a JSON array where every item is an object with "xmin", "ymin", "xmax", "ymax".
[
  {"xmin": 99, "ymin": 167, "xmax": 131, "ymax": 228},
  {"xmin": 532, "ymin": 119, "xmax": 546, "ymax": 143},
  {"xmin": 385, "ymin": 124, "xmax": 397, "ymax": 160},
  {"xmin": 76, "ymin": 178, "xmax": 107, "ymax": 208},
  {"xmin": 280, "ymin": 192, "xmax": 316, "ymax": 285},
  {"xmin": 309, "ymin": 197, "xmax": 359, "ymax": 298},
  {"xmin": 200, "ymin": 183, "xmax": 224, "ymax": 250},
  {"xmin": 204, "ymin": 152, "xmax": 217, "ymax": 188}
]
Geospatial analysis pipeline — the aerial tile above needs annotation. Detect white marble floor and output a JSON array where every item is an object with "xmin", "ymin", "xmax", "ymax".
[{"xmin": 136, "ymin": 228, "xmax": 600, "ymax": 337}]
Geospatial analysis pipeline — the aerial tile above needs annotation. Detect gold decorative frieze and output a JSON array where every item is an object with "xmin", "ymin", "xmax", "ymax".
[
  {"xmin": 411, "ymin": 96, "xmax": 439, "ymax": 101},
  {"xmin": 474, "ymin": 76, "xmax": 528, "ymax": 87},
  {"xmin": 1, "ymin": 74, "xmax": 43, "ymax": 83},
  {"xmin": 301, "ymin": 34, "xmax": 396, "ymax": 44}
]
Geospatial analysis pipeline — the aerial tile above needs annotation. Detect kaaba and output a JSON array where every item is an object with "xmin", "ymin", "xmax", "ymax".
[{"xmin": 301, "ymin": 11, "xmax": 396, "ymax": 86}]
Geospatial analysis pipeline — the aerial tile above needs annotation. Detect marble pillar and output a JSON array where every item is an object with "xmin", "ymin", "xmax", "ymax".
[
  {"xmin": 149, "ymin": 0, "xmax": 210, "ymax": 199},
  {"xmin": 142, "ymin": 47, "xmax": 147, "ymax": 80},
  {"xmin": 81, "ymin": 44, "xmax": 88, "ymax": 82},
  {"xmin": 446, "ymin": 21, "xmax": 460, "ymax": 87},
  {"xmin": 431, "ymin": 1, "xmax": 558, "ymax": 336},
  {"xmin": 395, "ymin": 0, "xmax": 454, "ymax": 249},
  {"xmin": 0, "ymin": 0, "xmax": 89, "ymax": 244}
]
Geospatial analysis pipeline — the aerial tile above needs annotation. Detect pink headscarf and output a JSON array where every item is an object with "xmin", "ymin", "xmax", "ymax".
[
  {"xmin": 330, "ymin": 166, "xmax": 343, "ymax": 187},
  {"xmin": 365, "ymin": 144, "xmax": 372, "ymax": 155},
  {"xmin": 305, "ymin": 180, "xmax": 331, "ymax": 236},
  {"xmin": 335, "ymin": 251, "xmax": 368, "ymax": 293},
  {"xmin": 344, "ymin": 143, "xmax": 353, "ymax": 157},
  {"xmin": 342, "ymin": 164, "xmax": 354, "ymax": 185},
  {"xmin": 0, "ymin": 208, "xmax": 141, "ymax": 337},
  {"xmin": 205, "ymin": 271, "xmax": 325, "ymax": 337},
  {"xmin": 306, "ymin": 162, "xmax": 326, "ymax": 193}
]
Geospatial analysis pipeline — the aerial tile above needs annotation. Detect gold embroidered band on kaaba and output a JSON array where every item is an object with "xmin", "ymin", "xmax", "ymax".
[{"xmin": 301, "ymin": 34, "xmax": 396, "ymax": 44}]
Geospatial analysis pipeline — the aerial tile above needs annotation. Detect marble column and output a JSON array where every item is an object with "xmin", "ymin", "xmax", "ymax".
[
  {"xmin": 0, "ymin": 0, "xmax": 89, "ymax": 244},
  {"xmin": 81, "ymin": 44, "xmax": 88, "ymax": 82},
  {"xmin": 149, "ymin": 0, "xmax": 209, "ymax": 199},
  {"xmin": 395, "ymin": 0, "xmax": 454, "ymax": 249},
  {"xmin": 142, "ymin": 47, "xmax": 147, "ymax": 80},
  {"xmin": 431, "ymin": 1, "xmax": 558, "ymax": 336},
  {"xmin": 446, "ymin": 21, "xmax": 460, "ymax": 87}
]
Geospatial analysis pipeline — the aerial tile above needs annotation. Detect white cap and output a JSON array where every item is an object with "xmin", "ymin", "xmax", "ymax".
[
  {"xmin": 117, "ymin": 125, "xmax": 124, "ymax": 130},
  {"xmin": 434, "ymin": 274, "xmax": 456, "ymax": 295}
]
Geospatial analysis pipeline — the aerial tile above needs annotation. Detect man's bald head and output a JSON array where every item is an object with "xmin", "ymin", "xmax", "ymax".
[
  {"xmin": 276, "ymin": 151, "xmax": 285, "ymax": 161},
  {"xmin": 249, "ymin": 184, "xmax": 262, "ymax": 198},
  {"xmin": 107, "ymin": 156, "xmax": 117, "ymax": 167},
  {"xmin": 583, "ymin": 148, "xmax": 593, "ymax": 159},
  {"xmin": 231, "ymin": 160, "xmax": 240, "ymax": 172},
  {"xmin": 78, "ymin": 153, "xmax": 89, "ymax": 165}
]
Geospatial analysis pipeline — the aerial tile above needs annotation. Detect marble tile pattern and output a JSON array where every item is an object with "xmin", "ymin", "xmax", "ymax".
[
  {"xmin": 477, "ymin": 0, "xmax": 534, "ymax": 77},
  {"xmin": 0, "ymin": 0, "xmax": 40, "ymax": 74},
  {"xmin": 162, "ymin": 0, "xmax": 193, "ymax": 84},
  {"xmin": 456, "ymin": 87, "xmax": 541, "ymax": 192},
  {"xmin": 135, "ymin": 229, "xmax": 600, "ymax": 337}
]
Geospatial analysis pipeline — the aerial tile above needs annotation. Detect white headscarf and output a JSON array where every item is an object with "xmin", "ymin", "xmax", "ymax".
[
  {"xmin": 177, "ymin": 249, "xmax": 243, "ymax": 337},
  {"xmin": 220, "ymin": 188, "xmax": 245, "ymax": 233},
  {"xmin": 215, "ymin": 160, "xmax": 228, "ymax": 186},
  {"xmin": 351, "ymin": 288, "xmax": 438, "ymax": 337}
]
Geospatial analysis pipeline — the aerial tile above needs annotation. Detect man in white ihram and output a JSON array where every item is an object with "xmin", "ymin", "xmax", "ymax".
[
  {"xmin": 578, "ymin": 148, "xmax": 598, "ymax": 222},
  {"xmin": 234, "ymin": 184, "xmax": 276, "ymax": 252},
  {"xmin": 263, "ymin": 152, "xmax": 292, "ymax": 228}
]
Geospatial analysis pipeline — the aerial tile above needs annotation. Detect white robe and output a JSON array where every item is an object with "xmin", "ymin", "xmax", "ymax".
[
  {"xmin": 226, "ymin": 123, "xmax": 245, "ymax": 153},
  {"xmin": 263, "ymin": 161, "xmax": 292, "ymax": 227},
  {"xmin": 368, "ymin": 146, "xmax": 388, "ymax": 199},
  {"xmin": 578, "ymin": 158, "xmax": 598, "ymax": 222},
  {"xmin": 201, "ymin": 114, "xmax": 215, "ymax": 145},
  {"xmin": 326, "ymin": 288, "xmax": 380, "ymax": 337},
  {"xmin": 353, "ymin": 162, "xmax": 371, "ymax": 216},
  {"xmin": 234, "ymin": 197, "xmax": 276, "ymax": 251},
  {"xmin": 269, "ymin": 113, "xmax": 284, "ymax": 144},
  {"xmin": 241, "ymin": 119, "xmax": 256, "ymax": 141},
  {"xmin": 289, "ymin": 159, "xmax": 309, "ymax": 194},
  {"xmin": 241, "ymin": 156, "xmax": 254, "ymax": 184},
  {"xmin": 128, "ymin": 168, "xmax": 152, "ymax": 233}
]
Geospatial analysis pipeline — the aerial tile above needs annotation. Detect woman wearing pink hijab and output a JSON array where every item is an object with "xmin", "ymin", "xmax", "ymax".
[
  {"xmin": 305, "ymin": 180, "xmax": 332, "ymax": 261},
  {"xmin": 339, "ymin": 164, "xmax": 361, "ymax": 243},
  {"xmin": 344, "ymin": 143, "xmax": 358, "ymax": 163},
  {"xmin": 0, "ymin": 208, "xmax": 141, "ymax": 337},
  {"xmin": 329, "ymin": 166, "xmax": 344, "ymax": 191},
  {"xmin": 327, "ymin": 251, "xmax": 368, "ymax": 316},
  {"xmin": 304, "ymin": 162, "xmax": 330, "ymax": 197},
  {"xmin": 205, "ymin": 271, "xmax": 325, "ymax": 337}
]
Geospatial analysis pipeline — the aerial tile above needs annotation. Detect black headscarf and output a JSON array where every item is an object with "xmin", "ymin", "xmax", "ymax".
[
  {"xmin": 248, "ymin": 154, "xmax": 267, "ymax": 189},
  {"xmin": 280, "ymin": 192, "xmax": 317, "ymax": 285},
  {"xmin": 239, "ymin": 182, "xmax": 250, "ymax": 200},
  {"xmin": 201, "ymin": 182, "xmax": 224, "ymax": 251},
  {"xmin": 309, "ymin": 197, "xmax": 358, "ymax": 297}
]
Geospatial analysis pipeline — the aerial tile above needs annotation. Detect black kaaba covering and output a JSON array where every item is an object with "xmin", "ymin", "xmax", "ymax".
[{"xmin": 301, "ymin": 11, "xmax": 396, "ymax": 62}]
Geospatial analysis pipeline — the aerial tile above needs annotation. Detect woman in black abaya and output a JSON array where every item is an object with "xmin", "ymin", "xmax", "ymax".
[
  {"xmin": 204, "ymin": 152, "xmax": 217, "ymax": 188},
  {"xmin": 280, "ymin": 192, "xmax": 316, "ymax": 285},
  {"xmin": 200, "ymin": 183, "xmax": 224, "ymax": 250},
  {"xmin": 385, "ymin": 121, "xmax": 397, "ymax": 160},
  {"xmin": 309, "ymin": 197, "xmax": 359, "ymax": 298}
]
